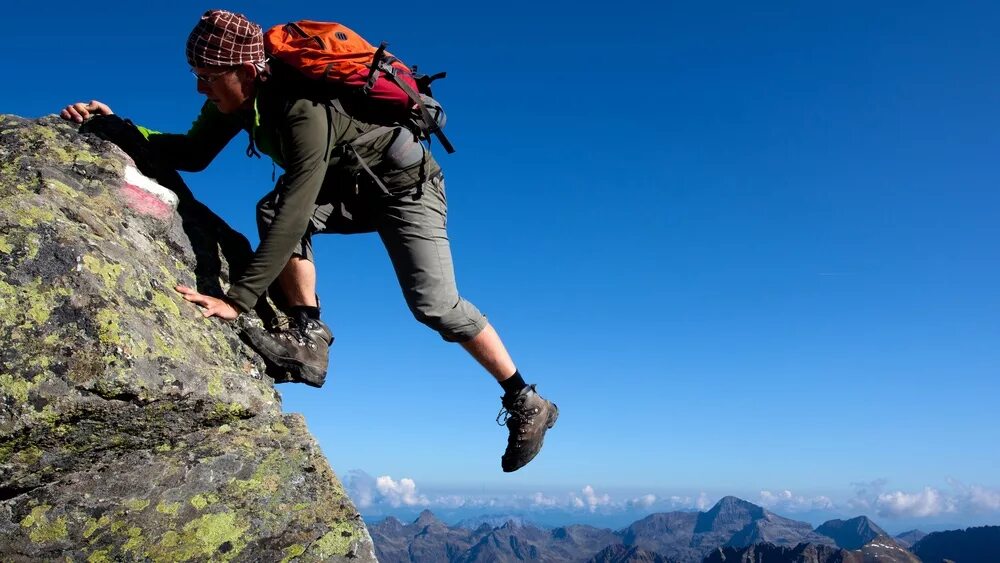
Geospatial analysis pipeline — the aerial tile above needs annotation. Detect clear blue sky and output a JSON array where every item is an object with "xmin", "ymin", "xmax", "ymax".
[{"xmin": 7, "ymin": 1, "xmax": 999, "ymax": 532}]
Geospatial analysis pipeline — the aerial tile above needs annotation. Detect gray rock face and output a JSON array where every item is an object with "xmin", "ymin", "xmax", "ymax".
[
  {"xmin": 703, "ymin": 543, "xmax": 863, "ymax": 563},
  {"xmin": 0, "ymin": 114, "xmax": 375, "ymax": 561},
  {"xmin": 893, "ymin": 529, "xmax": 926, "ymax": 548},
  {"xmin": 815, "ymin": 516, "xmax": 888, "ymax": 550}
]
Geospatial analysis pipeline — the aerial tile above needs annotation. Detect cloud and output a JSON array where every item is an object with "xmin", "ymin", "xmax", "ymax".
[
  {"xmin": 344, "ymin": 470, "xmax": 377, "ymax": 509},
  {"xmin": 570, "ymin": 485, "xmax": 613, "ymax": 512},
  {"xmin": 376, "ymin": 475, "xmax": 430, "ymax": 507},
  {"xmin": 696, "ymin": 492, "xmax": 712, "ymax": 511},
  {"xmin": 530, "ymin": 492, "xmax": 560, "ymax": 508},
  {"xmin": 847, "ymin": 478, "xmax": 888, "ymax": 511},
  {"xmin": 627, "ymin": 494, "xmax": 657, "ymax": 509},
  {"xmin": 876, "ymin": 487, "xmax": 955, "ymax": 518},
  {"xmin": 758, "ymin": 490, "xmax": 833, "ymax": 512},
  {"xmin": 966, "ymin": 486, "xmax": 1000, "ymax": 511}
]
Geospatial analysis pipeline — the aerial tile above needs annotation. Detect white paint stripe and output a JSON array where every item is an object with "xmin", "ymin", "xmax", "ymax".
[{"xmin": 123, "ymin": 165, "xmax": 179, "ymax": 208}]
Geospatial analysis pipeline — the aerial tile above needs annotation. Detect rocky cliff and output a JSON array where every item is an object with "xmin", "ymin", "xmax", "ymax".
[{"xmin": 0, "ymin": 114, "xmax": 375, "ymax": 562}]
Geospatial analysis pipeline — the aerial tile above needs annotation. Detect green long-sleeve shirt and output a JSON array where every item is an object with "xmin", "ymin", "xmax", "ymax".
[{"xmin": 142, "ymin": 82, "xmax": 441, "ymax": 312}]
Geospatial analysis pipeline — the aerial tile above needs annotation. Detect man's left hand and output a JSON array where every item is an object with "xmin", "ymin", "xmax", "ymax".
[{"xmin": 175, "ymin": 285, "xmax": 241, "ymax": 321}]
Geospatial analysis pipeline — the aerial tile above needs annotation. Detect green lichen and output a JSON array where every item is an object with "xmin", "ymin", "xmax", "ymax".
[
  {"xmin": 0, "ymin": 235, "xmax": 11, "ymax": 254},
  {"xmin": 87, "ymin": 549, "xmax": 111, "ymax": 563},
  {"xmin": 271, "ymin": 420, "xmax": 290, "ymax": 434},
  {"xmin": 308, "ymin": 521, "xmax": 357, "ymax": 559},
  {"xmin": 123, "ymin": 526, "xmax": 144, "ymax": 554},
  {"xmin": 94, "ymin": 309, "xmax": 122, "ymax": 346},
  {"xmin": 20, "ymin": 505, "xmax": 48, "ymax": 528},
  {"xmin": 211, "ymin": 402, "xmax": 249, "ymax": 424},
  {"xmin": 16, "ymin": 445, "xmax": 43, "ymax": 466},
  {"xmin": 190, "ymin": 493, "xmax": 218, "ymax": 511},
  {"xmin": 46, "ymin": 178, "xmax": 79, "ymax": 199},
  {"xmin": 154, "ymin": 443, "xmax": 172, "ymax": 453},
  {"xmin": 82, "ymin": 255, "xmax": 124, "ymax": 291},
  {"xmin": 150, "ymin": 291, "xmax": 181, "ymax": 318},
  {"xmin": 148, "ymin": 511, "xmax": 248, "ymax": 562},
  {"xmin": 24, "ymin": 232, "xmax": 40, "ymax": 260},
  {"xmin": 82, "ymin": 515, "xmax": 111, "ymax": 539},
  {"xmin": 21, "ymin": 505, "xmax": 69, "ymax": 543},
  {"xmin": 155, "ymin": 501, "xmax": 181, "ymax": 516},
  {"xmin": 0, "ymin": 373, "xmax": 30, "ymax": 402},
  {"xmin": 228, "ymin": 451, "xmax": 285, "ymax": 498},
  {"xmin": 207, "ymin": 373, "xmax": 224, "ymax": 397},
  {"xmin": 280, "ymin": 544, "xmax": 306, "ymax": 563},
  {"xmin": 152, "ymin": 333, "xmax": 185, "ymax": 362},
  {"xmin": 124, "ymin": 498, "xmax": 150, "ymax": 512},
  {"xmin": 0, "ymin": 277, "xmax": 69, "ymax": 329},
  {"xmin": 16, "ymin": 205, "xmax": 56, "ymax": 227}
]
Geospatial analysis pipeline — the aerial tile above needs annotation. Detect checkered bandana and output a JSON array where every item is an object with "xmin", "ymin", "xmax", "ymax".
[{"xmin": 185, "ymin": 9, "xmax": 264, "ymax": 68}]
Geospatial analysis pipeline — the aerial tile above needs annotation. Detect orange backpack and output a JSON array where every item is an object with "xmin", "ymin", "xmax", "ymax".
[{"xmin": 264, "ymin": 21, "xmax": 453, "ymax": 153}]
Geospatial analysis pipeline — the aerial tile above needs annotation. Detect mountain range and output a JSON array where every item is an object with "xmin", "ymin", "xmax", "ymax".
[{"xmin": 369, "ymin": 496, "xmax": 999, "ymax": 562}]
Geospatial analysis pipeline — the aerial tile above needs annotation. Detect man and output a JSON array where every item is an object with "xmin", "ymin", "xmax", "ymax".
[{"xmin": 60, "ymin": 10, "xmax": 557, "ymax": 472}]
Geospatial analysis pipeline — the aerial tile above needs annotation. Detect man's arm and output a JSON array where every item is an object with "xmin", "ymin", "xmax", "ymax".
[
  {"xmin": 61, "ymin": 100, "xmax": 242, "ymax": 172},
  {"xmin": 225, "ymin": 99, "xmax": 339, "ymax": 313},
  {"xmin": 138, "ymin": 101, "xmax": 243, "ymax": 172}
]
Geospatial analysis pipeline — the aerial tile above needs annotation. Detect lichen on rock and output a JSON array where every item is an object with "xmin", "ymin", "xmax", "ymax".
[{"xmin": 0, "ymin": 115, "xmax": 376, "ymax": 562}]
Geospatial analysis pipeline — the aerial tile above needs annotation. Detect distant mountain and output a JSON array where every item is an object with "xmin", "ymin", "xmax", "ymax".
[
  {"xmin": 455, "ymin": 514, "xmax": 541, "ymax": 530},
  {"xmin": 370, "ymin": 511, "xmax": 619, "ymax": 563},
  {"xmin": 860, "ymin": 537, "xmax": 921, "ymax": 563},
  {"xmin": 815, "ymin": 516, "xmax": 888, "ymax": 549},
  {"xmin": 620, "ymin": 511, "xmax": 701, "ymax": 561},
  {"xmin": 370, "ymin": 496, "xmax": 852, "ymax": 562},
  {"xmin": 588, "ymin": 544, "xmax": 672, "ymax": 563},
  {"xmin": 912, "ymin": 525, "xmax": 1000, "ymax": 563},
  {"xmin": 893, "ymin": 529, "xmax": 926, "ymax": 548},
  {"xmin": 690, "ymin": 496, "xmax": 834, "ymax": 551},
  {"xmin": 703, "ymin": 543, "xmax": 862, "ymax": 563},
  {"xmin": 704, "ymin": 537, "xmax": 921, "ymax": 563}
]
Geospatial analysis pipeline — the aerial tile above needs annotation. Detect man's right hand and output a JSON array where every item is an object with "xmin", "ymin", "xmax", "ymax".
[{"xmin": 60, "ymin": 100, "xmax": 114, "ymax": 123}]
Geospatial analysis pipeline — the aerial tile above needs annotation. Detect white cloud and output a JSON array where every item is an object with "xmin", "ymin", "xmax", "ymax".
[
  {"xmin": 530, "ymin": 492, "xmax": 560, "ymax": 508},
  {"xmin": 759, "ymin": 490, "xmax": 833, "ymax": 512},
  {"xmin": 628, "ymin": 494, "xmax": 657, "ymax": 509},
  {"xmin": 344, "ymin": 470, "xmax": 377, "ymax": 509},
  {"xmin": 696, "ymin": 492, "xmax": 712, "ymax": 511},
  {"xmin": 966, "ymin": 486, "xmax": 1000, "ymax": 511},
  {"xmin": 570, "ymin": 485, "xmax": 613, "ymax": 512},
  {"xmin": 375, "ymin": 475, "xmax": 430, "ymax": 507},
  {"xmin": 877, "ymin": 487, "xmax": 955, "ymax": 518}
]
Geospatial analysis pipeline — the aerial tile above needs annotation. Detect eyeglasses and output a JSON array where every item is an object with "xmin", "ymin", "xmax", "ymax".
[{"xmin": 191, "ymin": 68, "xmax": 237, "ymax": 85}]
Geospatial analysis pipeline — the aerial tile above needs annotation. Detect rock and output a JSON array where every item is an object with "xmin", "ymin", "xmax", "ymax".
[{"xmin": 0, "ymin": 114, "xmax": 375, "ymax": 562}]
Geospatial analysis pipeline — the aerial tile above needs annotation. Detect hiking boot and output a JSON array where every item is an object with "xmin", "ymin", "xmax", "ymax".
[
  {"xmin": 241, "ymin": 314, "xmax": 333, "ymax": 388},
  {"xmin": 497, "ymin": 384, "xmax": 559, "ymax": 472}
]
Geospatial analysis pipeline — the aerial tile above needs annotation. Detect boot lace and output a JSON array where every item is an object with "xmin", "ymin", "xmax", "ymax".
[{"xmin": 270, "ymin": 316, "xmax": 307, "ymax": 345}]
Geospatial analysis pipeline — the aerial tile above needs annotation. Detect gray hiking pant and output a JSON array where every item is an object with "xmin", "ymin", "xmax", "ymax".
[{"xmin": 256, "ymin": 173, "xmax": 488, "ymax": 343}]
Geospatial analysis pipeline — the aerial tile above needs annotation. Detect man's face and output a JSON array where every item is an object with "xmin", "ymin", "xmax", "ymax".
[{"xmin": 192, "ymin": 65, "xmax": 253, "ymax": 114}]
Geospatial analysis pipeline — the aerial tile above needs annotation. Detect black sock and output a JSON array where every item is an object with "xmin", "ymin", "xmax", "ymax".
[
  {"xmin": 289, "ymin": 305, "xmax": 321, "ymax": 322},
  {"xmin": 500, "ymin": 371, "xmax": 527, "ymax": 397}
]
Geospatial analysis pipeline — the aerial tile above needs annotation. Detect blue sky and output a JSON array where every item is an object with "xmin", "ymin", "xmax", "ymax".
[{"xmin": 7, "ymin": 1, "xmax": 1000, "ymax": 533}]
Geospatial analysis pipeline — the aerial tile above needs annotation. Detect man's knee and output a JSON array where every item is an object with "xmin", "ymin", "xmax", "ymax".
[{"xmin": 407, "ymin": 297, "xmax": 487, "ymax": 343}]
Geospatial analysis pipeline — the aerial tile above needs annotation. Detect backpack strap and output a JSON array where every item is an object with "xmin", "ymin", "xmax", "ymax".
[
  {"xmin": 347, "ymin": 127, "xmax": 395, "ymax": 195},
  {"xmin": 378, "ymin": 62, "xmax": 455, "ymax": 154}
]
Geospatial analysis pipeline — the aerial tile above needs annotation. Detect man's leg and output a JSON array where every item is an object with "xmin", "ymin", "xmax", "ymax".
[
  {"xmin": 376, "ymin": 175, "xmax": 557, "ymax": 472},
  {"xmin": 460, "ymin": 323, "xmax": 516, "ymax": 382},
  {"xmin": 277, "ymin": 256, "xmax": 318, "ymax": 308},
  {"xmin": 247, "ymin": 188, "xmax": 333, "ymax": 387}
]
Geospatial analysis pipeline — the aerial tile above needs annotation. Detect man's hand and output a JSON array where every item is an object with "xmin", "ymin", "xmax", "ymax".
[
  {"xmin": 175, "ymin": 285, "xmax": 241, "ymax": 321},
  {"xmin": 60, "ymin": 100, "xmax": 114, "ymax": 123}
]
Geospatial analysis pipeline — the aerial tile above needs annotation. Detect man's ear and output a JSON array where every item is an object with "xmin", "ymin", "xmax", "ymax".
[{"xmin": 239, "ymin": 62, "xmax": 259, "ymax": 84}]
